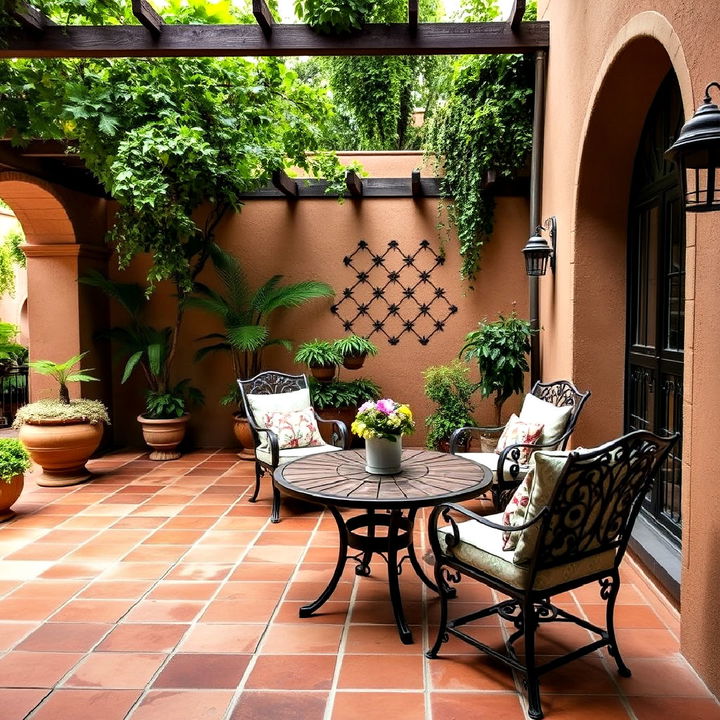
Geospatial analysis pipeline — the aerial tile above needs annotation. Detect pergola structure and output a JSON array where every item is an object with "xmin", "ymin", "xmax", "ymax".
[{"xmin": 0, "ymin": 0, "xmax": 549, "ymax": 380}]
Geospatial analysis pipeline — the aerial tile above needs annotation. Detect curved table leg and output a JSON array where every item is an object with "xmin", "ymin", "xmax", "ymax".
[
  {"xmin": 299, "ymin": 505, "xmax": 348, "ymax": 618},
  {"xmin": 356, "ymin": 508, "xmax": 374, "ymax": 577},
  {"xmin": 387, "ymin": 509, "xmax": 413, "ymax": 645}
]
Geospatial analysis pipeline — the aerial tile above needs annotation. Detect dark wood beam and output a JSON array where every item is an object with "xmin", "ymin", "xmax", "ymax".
[
  {"xmin": 411, "ymin": 169, "xmax": 423, "ymax": 196},
  {"xmin": 509, "ymin": 0, "xmax": 527, "ymax": 33},
  {"xmin": 252, "ymin": 0, "xmax": 274, "ymax": 38},
  {"xmin": 408, "ymin": 0, "xmax": 418, "ymax": 35},
  {"xmin": 0, "ymin": 21, "xmax": 549, "ymax": 58},
  {"xmin": 239, "ymin": 177, "xmax": 444, "ymax": 198},
  {"xmin": 271, "ymin": 169, "xmax": 298, "ymax": 197},
  {"xmin": 8, "ymin": 2, "xmax": 55, "ymax": 33},
  {"xmin": 131, "ymin": 0, "xmax": 163, "ymax": 37},
  {"xmin": 345, "ymin": 170, "xmax": 363, "ymax": 197},
  {"xmin": 9, "ymin": 139, "xmax": 76, "ymax": 157}
]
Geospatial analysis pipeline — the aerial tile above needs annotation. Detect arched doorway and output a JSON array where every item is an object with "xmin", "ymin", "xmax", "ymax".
[{"xmin": 626, "ymin": 71, "xmax": 684, "ymax": 544}]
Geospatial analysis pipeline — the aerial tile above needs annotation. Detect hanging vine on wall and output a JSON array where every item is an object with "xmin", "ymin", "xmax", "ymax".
[{"xmin": 425, "ymin": 1, "xmax": 537, "ymax": 285}]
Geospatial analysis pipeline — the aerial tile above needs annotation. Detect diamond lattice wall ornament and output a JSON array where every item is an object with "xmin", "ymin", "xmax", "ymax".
[{"xmin": 331, "ymin": 240, "xmax": 458, "ymax": 345}]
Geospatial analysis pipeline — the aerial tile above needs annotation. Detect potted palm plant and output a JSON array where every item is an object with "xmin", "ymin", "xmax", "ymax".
[
  {"xmin": 187, "ymin": 244, "xmax": 334, "ymax": 457},
  {"xmin": 80, "ymin": 272, "xmax": 202, "ymax": 460},
  {"xmin": 0, "ymin": 438, "xmax": 31, "ymax": 522},
  {"xmin": 13, "ymin": 353, "xmax": 109, "ymax": 486},
  {"xmin": 333, "ymin": 334, "xmax": 378, "ymax": 370},
  {"xmin": 294, "ymin": 340, "xmax": 343, "ymax": 382}
]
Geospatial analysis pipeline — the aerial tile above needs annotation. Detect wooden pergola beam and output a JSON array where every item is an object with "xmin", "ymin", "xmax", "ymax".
[
  {"xmin": 0, "ymin": 22, "xmax": 549, "ymax": 58},
  {"xmin": 252, "ymin": 0, "xmax": 274, "ymax": 38},
  {"xmin": 408, "ymin": 0, "xmax": 418, "ymax": 35},
  {"xmin": 131, "ymin": 0, "xmax": 163, "ymax": 37},
  {"xmin": 509, "ymin": 0, "xmax": 527, "ymax": 33},
  {"xmin": 8, "ymin": 2, "xmax": 55, "ymax": 33},
  {"xmin": 345, "ymin": 170, "xmax": 363, "ymax": 197},
  {"xmin": 411, "ymin": 169, "xmax": 423, "ymax": 196},
  {"xmin": 271, "ymin": 169, "xmax": 298, "ymax": 197},
  {"xmin": 4, "ymin": 139, "xmax": 76, "ymax": 157}
]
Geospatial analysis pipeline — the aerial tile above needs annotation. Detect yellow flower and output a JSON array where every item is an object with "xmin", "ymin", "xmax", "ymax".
[{"xmin": 398, "ymin": 405, "xmax": 413, "ymax": 421}]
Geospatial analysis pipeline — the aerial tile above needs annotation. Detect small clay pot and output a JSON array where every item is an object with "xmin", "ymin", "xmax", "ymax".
[
  {"xmin": 0, "ymin": 473, "xmax": 24, "ymax": 522},
  {"xmin": 342, "ymin": 353, "xmax": 367, "ymax": 371},
  {"xmin": 137, "ymin": 414, "xmax": 189, "ymax": 461},
  {"xmin": 310, "ymin": 364, "xmax": 336, "ymax": 382}
]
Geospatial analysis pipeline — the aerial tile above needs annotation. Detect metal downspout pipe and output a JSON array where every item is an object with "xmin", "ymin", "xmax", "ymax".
[{"xmin": 529, "ymin": 50, "xmax": 547, "ymax": 386}]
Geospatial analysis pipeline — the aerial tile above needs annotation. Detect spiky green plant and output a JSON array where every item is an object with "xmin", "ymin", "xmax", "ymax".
[
  {"xmin": 28, "ymin": 352, "xmax": 98, "ymax": 404},
  {"xmin": 187, "ymin": 244, "xmax": 334, "ymax": 405}
]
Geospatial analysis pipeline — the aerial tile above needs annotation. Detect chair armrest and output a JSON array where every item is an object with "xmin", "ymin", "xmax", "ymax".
[
  {"xmin": 495, "ymin": 430, "xmax": 574, "ymax": 487},
  {"xmin": 313, "ymin": 412, "xmax": 349, "ymax": 449},
  {"xmin": 450, "ymin": 425, "xmax": 505, "ymax": 453},
  {"xmin": 245, "ymin": 415, "xmax": 280, "ymax": 466}
]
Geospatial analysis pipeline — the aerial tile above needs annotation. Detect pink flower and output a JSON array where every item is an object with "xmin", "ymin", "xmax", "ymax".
[
  {"xmin": 376, "ymin": 398, "xmax": 396, "ymax": 415},
  {"xmin": 358, "ymin": 401, "xmax": 375, "ymax": 413}
]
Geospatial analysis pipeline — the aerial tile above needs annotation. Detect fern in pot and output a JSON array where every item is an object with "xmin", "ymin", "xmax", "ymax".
[
  {"xmin": 13, "ymin": 353, "xmax": 109, "ymax": 487},
  {"xmin": 294, "ymin": 340, "xmax": 343, "ymax": 382},
  {"xmin": 333, "ymin": 335, "xmax": 378, "ymax": 371},
  {"xmin": 0, "ymin": 438, "xmax": 31, "ymax": 522}
]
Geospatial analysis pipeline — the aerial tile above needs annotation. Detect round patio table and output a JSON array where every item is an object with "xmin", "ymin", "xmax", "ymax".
[{"xmin": 274, "ymin": 448, "xmax": 492, "ymax": 644}]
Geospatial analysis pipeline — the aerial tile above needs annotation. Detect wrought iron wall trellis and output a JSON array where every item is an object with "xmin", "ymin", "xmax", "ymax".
[{"xmin": 331, "ymin": 239, "xmax": 458, "ymax": 346}]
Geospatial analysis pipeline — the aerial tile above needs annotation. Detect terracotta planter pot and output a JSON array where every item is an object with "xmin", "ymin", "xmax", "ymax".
[
  {"xmin": 342, "ymin": 353, "xmax": 367, "ymax": 371},
  {"xmin": 0, "ymin": 473, "xmax": 24, "ymax": 522},
  {"xmin": 310, "ymin": 364, "xmax": 336, "ymax": 382},
  {"xmin": 19, "ymin": 420, "xmax": 103, "ymax": 487},
  {"xmin": 232, "ymin": 412, "xmax": 256, "ymax": 461},
  {"xmin": 137, "ymin": 414, "xmax": 189, "ymax": 461}
]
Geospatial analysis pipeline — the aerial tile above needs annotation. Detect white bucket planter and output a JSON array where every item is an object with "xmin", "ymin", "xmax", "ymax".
[{"xmin": 365, "ymin": 436, "xmax": 403, "ymax": 474}]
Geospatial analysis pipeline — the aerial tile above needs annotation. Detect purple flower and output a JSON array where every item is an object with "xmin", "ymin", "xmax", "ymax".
[
  {"xmin": 376, "ymin": 398, "xmax": 396, "ymax": 415},
  {"xmin": 358, "ymin": 401, "xmax": 375, "ymax": 413}
]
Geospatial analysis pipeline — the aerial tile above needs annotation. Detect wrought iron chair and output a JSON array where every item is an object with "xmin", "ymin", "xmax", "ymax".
[
  {"xmin": 238, "ymin": 371, "xmax": 348, "ymax": 523},
  {"xmin": 450, "ymin": 379, "xmax": 590, "ymax": 509},
  {"xmin": 427, "ymin": 429, "xmax": 679, "ymax": 720}
]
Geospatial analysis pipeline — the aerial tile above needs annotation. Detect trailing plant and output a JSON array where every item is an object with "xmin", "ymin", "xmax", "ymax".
[
  {"xmin": 0, "ymin": 322, "xmax": 26, "ymax": 365},
  {"xmin": 460, "ymin": 310, "xmax": 533, "ymax": 426},
  {"xmin": 423, "ymin": 359, "xmax": 476, "ymax": 450},
  {"xmin": 28, "ymin": 352, "xmax": 98, "ymax": 404},
  {"xmin": 425, "ymin": 0, "xmax": 537, "ymax": 283},
  {"xmin": 294, "ymin": 340, "xmax": 343, "ymax": 368},
  {"xmin": 13, "ymin": 398, "xmax": 110, "ymax": 427},
  {"xmin": 333, "ymin": 335, "xmax": 378, "ymax": 359},
  {"xmin": 0, "ymin": 438, "xmax": 30, "ymax": 482},
  {"xmin": 309, "ymin": 377, "xmax": 382, "ymax": 410},
  {"xmin": 187, "ymin": 244, "xmax": 334, "ymax": 405}
]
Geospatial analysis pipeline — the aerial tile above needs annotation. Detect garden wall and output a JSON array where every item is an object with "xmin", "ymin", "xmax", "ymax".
[{"xmin": 106, "ymin": 152, "xmax": 531, "ymax": 448}]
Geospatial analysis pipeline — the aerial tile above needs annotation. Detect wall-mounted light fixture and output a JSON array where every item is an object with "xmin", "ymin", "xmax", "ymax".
[
  {"xmin": 665, "ymin": 82, "xmax": 720, "ymax": 212},
  {"xmin": 522, "ymin": 216, "xmax": 556, "ymax": 276}
]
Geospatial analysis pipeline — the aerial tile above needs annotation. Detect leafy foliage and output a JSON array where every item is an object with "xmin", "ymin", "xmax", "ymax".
[
  {"xmin": 423, "ymin": 359, "xmax": 476, "ymax": 450},
  {"xmin": 28, "ymin": 352, "xmax": 98, "ymax": 404},
  {"xmin": 188, "ymin": 244, "xmax": 334, "ymax": 405},
  {"xmin": 13, "ymin": 398, "xmax": 110, "ymax": 427},
  {"xmin": 460, "ymin": 311, "xmax": 533, "ymax": 425},
  {"xmin": 0, "ymin": 322, "xmax": 25, "ymax": 365},
  {"xmin": 309, "ymin": 377, "xmax": 382, "ymax": 410},
  {"xmin": 294, "ymin": 0, "xmax": 373, "ymax": 34},
  {"xmin": 294, "ymin": 340, "xmax": 343, "ymax": 368},
  {"xmin": 425, "ymin": 1, "xmax": 537, "ymax": 283},
  {"xmin": 145, "ymin": 379, "xmax": 203, "ymax": 420},
  {"xmin": 0, "ymin": 438, "xmax": 31, "ymax": 482},
  {"xmin": 0, "ymin": 221, "xmax": 25, "ymax": 297},
  {"xmin": 333, "ymin": 335, "xmax": 378, "ymax": 358}
]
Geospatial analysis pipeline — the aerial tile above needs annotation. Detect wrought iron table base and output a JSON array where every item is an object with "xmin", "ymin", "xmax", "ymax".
[{"xmin": 299, "ymin": 505, "xmax": 439, "ymax": 644}]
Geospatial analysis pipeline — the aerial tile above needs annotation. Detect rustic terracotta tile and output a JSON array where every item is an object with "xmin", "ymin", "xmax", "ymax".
[
  {"xmin": 583, "ymin": 603, "xmax": 665, "ymax": 629},
  {"xmin": 123, "ymin": 599, "xmax": 205, "ymax": 623},
  {"xmin": 0, "ymin": 597, "xmax": 66, "ymax": 621},
  {"xmin": 331, "ymin": 691, "xmax": 425, "ymax": 720},
  {"xmin": 97, "ymin": 623, "xmax": 189, "ymax": 653},
  {"xmin": 0, "ymin": 688, "xmax": 48, "ymax": 720},
  {"xmin": 79, "ymin": 580, "xmax": 155, "ymax": 599},
  {"xmin": 615, "ymin": 658, "xmax": 713, "ymax": 697},
  {"xmin": 338, "ymin": 653, "xmax": 424, "ymax": 689},
  {"xmin": 274, "ymin": 600, "xmax": 349, "ymax": 625},
  {"xmin": 539, "ymin": 694, "xmax": 632, "ymax": 719},
  {"xmin": 18, "ymin": 622, "xmax": 110, "ymax": 652},
  {"xmin": 100, "ymin": 562, "xmax": 173, "ymax": 580},
  {"xmin": 0, "ymin": 650, "xmax": 83, "ymax": 688},
  {"xmin": 165, "ymin": 563, "xmax": 234, "ymax": 582},
  {"xmin": 51, "ymin": 599, "xmax": 135, "ymax": 623},
  {"xmin": 178, "ymin": 624, "xmax": 265, "ymax": 653},
  {"xmin": 64, "ymin": 652, "xmax": 166, "ymax": 689},
  {"xmin": 246, "ymin": 654, "xmax": 337, "ymax": 690},
  {"xmin": 629, "ymin": 696, "xmax": 720, "ymax": 720},
  {"xmin": 31, "ymin": 689, "xmax": 141, "ymax": 720},
  {"xmin": 230, "ymin": 690, "xmax": 327, "ymax": 720},
  {"xmin": 229, "ymin": 562, "xmax": 296, "ymax": 582},
  {"xmin": 130, "ymin": 689, "xmax": 234, "ymax": 720},
  {"xmin": 260, "ymin": 623, "xmax": 343, "ymax": 654},
  {"xmin": 199, "ymin": 598, "xmax": 277, "ymax": 624},
  {"xmin": 430, "ymin": 692, "xmax": 525, "ymax": 720},
  {"xmin": 344, "ymin": 623, "xmax": 423, "ymax": 654},
  {"xmin": 428, "ymin": 654, "xmax": 519, "ymax": 692},
  {"xmin": 152, "ymin": 653, "xmax": 251, "ymax": 689}
]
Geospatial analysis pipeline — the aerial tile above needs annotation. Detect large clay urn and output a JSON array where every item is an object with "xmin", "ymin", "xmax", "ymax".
[
  {"xmin": 137, "ymin": 414, "xmax": 189, "ymax": 461},
  {"xmin": 232, "ymin": 412, "xmax": 256, "ymax": 461},
  {"xmin": 0, "ymin": 473, "xmax": 24, "ymax": 522},
  {"xmin": 19, "ymin": 420, "xmax": 103, "ymax": 487}
]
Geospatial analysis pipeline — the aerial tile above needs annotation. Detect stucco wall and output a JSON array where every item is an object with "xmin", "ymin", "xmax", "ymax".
[
  {"xmin": 539, "ymin": 0, "xmax": 720, "ymax": 696},
  {"xmin": 106, "ymin": 153, "xmax": 531, "ymax": 449}
]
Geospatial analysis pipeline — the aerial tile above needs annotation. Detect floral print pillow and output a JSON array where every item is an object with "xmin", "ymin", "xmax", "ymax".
[
  {"xmin": 501, "ymin": 468, "xmax": 534, "ymax": 551},
  {"xmin": 495, "ymin": 414, "xmax": 544, "ymax": 465},
  {"xmin": 261, "ymin": 408, "xmax": 325, "ymax": 449}
]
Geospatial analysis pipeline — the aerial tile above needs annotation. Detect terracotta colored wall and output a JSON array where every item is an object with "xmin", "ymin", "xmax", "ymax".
[
  {"xmin": 106, "ymin": 153, "xmax": 530, "ymax": 449},
  {"xmin": 538, "ymin": 0, "xmax": 720, "ymax": 696}
]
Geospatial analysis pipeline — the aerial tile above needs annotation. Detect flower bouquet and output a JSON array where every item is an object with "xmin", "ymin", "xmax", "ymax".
[{"xmin": 352, "ymin": 399, "xmax": 414, "ymax": 474}]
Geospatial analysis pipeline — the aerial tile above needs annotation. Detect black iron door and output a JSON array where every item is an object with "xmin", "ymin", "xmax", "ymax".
[{"xmin": 626, "ymin": 73, "xmax": 684, "ymax": 542}]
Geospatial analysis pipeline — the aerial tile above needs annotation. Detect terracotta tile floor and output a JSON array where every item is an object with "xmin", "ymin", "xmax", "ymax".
[{"xmin": 0, "ymin": 449, "xmax": 718, "ymax": 720}]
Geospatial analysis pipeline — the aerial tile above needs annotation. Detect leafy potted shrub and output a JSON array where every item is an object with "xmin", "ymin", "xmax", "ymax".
[
  {"xmin": 460, "ymin": 310, "xmax": 533, "ymax": 426},
  {"xmin": 81, "ymin": 272, "xmax": 201, "ymax": 461},
  {"xmin": 187, "ymin": 244, "xmax": 334, "ymax": 458},
  {"xmin": 13, "ymin": 353, "xmax": 109, "ymax": 486},
  {"xmin": 294, "ymin": 340, "xmax": 343, "ymax": 382},
  {"xmin": 309, "ymin": 377, "xmax": 382, "ymax": 446},
  {"xmin": 423, "ymin": 360, "xmax": 476, "ymax": 452},
  {"xmin": 333, "ymin": 334, "xmax": 378, "ymax": 371},
  {"xmin": 0, "ymin": 438, "xmax": 31, "ymax": 522}
]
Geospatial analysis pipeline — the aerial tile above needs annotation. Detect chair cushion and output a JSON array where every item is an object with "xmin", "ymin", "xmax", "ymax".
[
  {"xmin": 259, "ymin": 408, "xmax": 324, "ymax": 450},
  {"xmin": 246, "ymin": 388, "xmax": 312, "ymax": 418},
  {"xmin": 256, "ymin": 442, "xmax": 340, "ymax": 466},
  {"xmin": 456, "ymin": 452, "xmax": 531, "ymax": 484},
  {"xmin": 500, "ymin": 467, "xmax": 534, "ymax": 551},
  {"xmin": 519, "ymin": 393, "xmax": 573, "ymax": 449},
  {"xmin": 495, "ymin": 414, "xmax": 544, "ymax": 464},
  {"xmin": 437, "ymin": 511, "xmax": 615, "ymax": 592}
]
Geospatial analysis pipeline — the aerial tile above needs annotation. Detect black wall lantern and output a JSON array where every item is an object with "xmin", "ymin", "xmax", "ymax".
[
  {"xmin": 665, "ymin": 82, "xmax": 720, "ymax": 212},
  {"xmin": 522, "ymin": 216, "xmax": 556, "ymax": 276}
]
